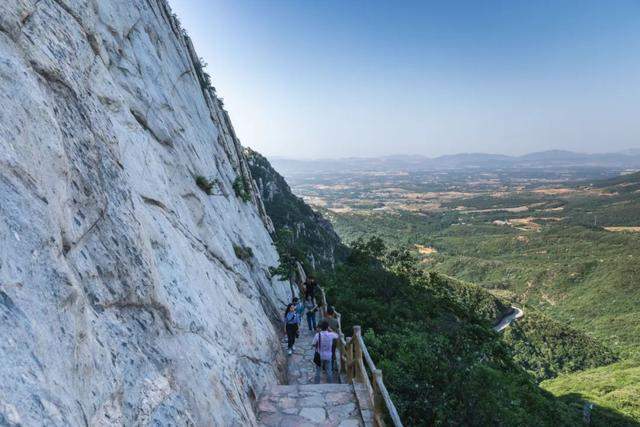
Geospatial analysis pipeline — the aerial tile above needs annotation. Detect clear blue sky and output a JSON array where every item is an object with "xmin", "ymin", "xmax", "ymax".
[{"xmin": 169, "ymin": 0, "xmax": 640, "ymax": 159}]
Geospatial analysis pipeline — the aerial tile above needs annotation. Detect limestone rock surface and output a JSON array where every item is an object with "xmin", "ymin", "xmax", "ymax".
[{"xmin": 0, "ymin": 0, "xmax": 290, "ymax": 425}]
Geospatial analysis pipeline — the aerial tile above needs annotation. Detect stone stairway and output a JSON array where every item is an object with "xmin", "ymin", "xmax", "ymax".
[{"xmin": 257, "ymin": 329, "xmax": 372, "ymax": 426}]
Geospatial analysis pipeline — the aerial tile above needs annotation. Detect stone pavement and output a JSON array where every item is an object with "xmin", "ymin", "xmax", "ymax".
[
  {"xmin": 257, "ymin": 384, "xmax": 364, "ymax": 427},
  {"xmin": 257, "ymin": 328, "xmax": 371, "ymax": 426},
  {"xmin": 285, "ymin": 328, "xmax": 326, "ymax": 385}
]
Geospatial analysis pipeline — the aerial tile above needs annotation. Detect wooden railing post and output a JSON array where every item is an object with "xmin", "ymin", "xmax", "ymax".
[
  {"xmin": 372, "ymin": 369, "xmax": 386, "ymax": 427},
  {"xmin": 353, "ymin": 326, "xmax": 363, "ymax": 382},
  {"xmin": 338, "ymin": 332, "xmax": 346, "ymax": 374},
  {"xmin": 346, "ymin": 337, "xmax": 354, "ymax": 382}
]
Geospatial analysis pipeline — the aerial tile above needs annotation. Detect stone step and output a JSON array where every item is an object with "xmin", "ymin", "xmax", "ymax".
[
  {"xmin": 264, "ymin": 330, "xmax": 368, "ymax": 426},
  {"xmin": 353, "ymin": 384, "xmax": 375, "ymax": 427},
  {"xmin": 257, "ymin": 383, "xmax": 364, "ymax": 426}
]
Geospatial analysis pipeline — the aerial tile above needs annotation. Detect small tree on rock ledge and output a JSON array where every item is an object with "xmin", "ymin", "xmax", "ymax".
[{"xmin": 233, "ymin": 176, "xmax": 252, "ymax": 202}]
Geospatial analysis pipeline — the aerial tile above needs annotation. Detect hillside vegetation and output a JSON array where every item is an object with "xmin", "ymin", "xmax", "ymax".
[
  {"xmin": 322, "ymin": 238, "xmax": 630, "ymax": 426},
  {"xmin": 542, "ymin": 359, "xmax": 640, "ymax": 424},
  {"xmin": 320, "ymin": 171, "xmax": 640, "ymax": 423},
  {"xmin": 503, "ymin": 308, "xmax": 617, "ymax": 381},
  {"xmin": 258, "ymin": 156, "xmax": 638, "ymax": 425},
  {"xmin": 428, "ymin": 224, "xmax": 640, "ymax": 358},
  {"xmin": 246, "ymin": 148, "xmax": 348, "ymax": 271},
  {"xmin": 330, "ymin": 215, "xmax": 640, "ymax": 355}
]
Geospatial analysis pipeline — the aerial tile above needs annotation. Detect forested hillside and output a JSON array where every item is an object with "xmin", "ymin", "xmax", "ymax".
[
  {"xmin": 251, "ymin": 151, "xmax": 636, "ymax": 425},
  {"xmin": 309, "ymin": 169, "xmax": 640, "ymax": 423},
  {"xmin": 246, "ymin": 148, "xmax": 348, "ymax": 271},
  {"xmin": 322, "ymin": 238, "xmax": 630, "ymax": 426}
]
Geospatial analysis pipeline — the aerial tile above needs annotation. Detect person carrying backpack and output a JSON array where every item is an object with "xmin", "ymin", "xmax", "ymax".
[
  {"xmin": 283, "ymin": 303, "xmax": 300, "ymax": 355},
  {"xmin": 312, "ymin": 321, "xmax": 339, "ymax": 383}
]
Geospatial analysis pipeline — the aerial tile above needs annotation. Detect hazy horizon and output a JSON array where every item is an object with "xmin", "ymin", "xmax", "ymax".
[
  {"xmin": 170, "ymin": 0, "xmax": 640, "ymax": 159},
  {"xmin": 267, "ymin": 147, "xmax": 640, "ymax": 162}
]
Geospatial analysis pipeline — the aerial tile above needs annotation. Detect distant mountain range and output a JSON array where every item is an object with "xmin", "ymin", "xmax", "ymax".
[{"xmin": 268, "ymin": 149, "xmax": 640, "ymax": 175}]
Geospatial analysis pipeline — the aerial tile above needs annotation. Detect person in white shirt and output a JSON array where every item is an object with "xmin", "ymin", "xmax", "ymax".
[{"xmin": 312, "ymin": 321, "xmax": 339, "ymax": 383}]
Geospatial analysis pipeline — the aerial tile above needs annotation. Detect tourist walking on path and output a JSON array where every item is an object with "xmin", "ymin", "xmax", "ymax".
[
  {"xmin": 293, "ymin": 297, "xmax": 305, "ymax": 338},
  {"xmin": 304, "ymin": 295, "xmax": 318, "ymax": 332},
  {"xmin": 305, "ymin": 277, "xmax": 318, "ymax": 301},
  {"xmin": 323, "ymin": 306, "xmax": 340, "ymax": 333},
  {"xmin": 284, "ymin": 303, "xmax": 300, "ymax": 355},
  {"xmin": 323, "ymin": 306, "xmax": 340, "ymax": 371},
  {"xmin": 313, "ymin": 321, "xmax": 339, "ymax": 384}
]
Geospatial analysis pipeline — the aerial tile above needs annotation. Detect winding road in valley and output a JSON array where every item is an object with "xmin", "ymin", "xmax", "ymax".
[{"xmin": 493, "ymin": 307, "xmax": 524, "ymax": 332}]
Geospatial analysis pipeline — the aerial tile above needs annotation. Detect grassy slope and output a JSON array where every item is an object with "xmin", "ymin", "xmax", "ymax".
[{"xmin": 542, "ymin": 359, "xmax": 640, "ymax": 424}]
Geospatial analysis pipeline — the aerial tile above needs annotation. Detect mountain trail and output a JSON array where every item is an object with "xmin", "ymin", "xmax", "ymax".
[{"xmin": 256, "ymin": 330, "xmax": 373, "ymax": 427}]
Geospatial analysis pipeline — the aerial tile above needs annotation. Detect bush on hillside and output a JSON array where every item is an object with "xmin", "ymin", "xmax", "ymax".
[
  {"xmin": 233, "ymin": 176, "xmax": 252, "ymax": 202},
  {"xmin": 503, "ymin": 310, "xmax": 618, "ymax": 381},
  {"xmin": 195, "ymin": 175, "xmax": 217, "ymax": 195},
  {"xmin": 233, "ymin": 244, "xmax": 253, "ymax": 262}
]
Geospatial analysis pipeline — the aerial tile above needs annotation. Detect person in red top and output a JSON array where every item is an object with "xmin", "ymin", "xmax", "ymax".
[{"xmin": 312, "ymin": 321, "xmax": 339, "ymax": 383}]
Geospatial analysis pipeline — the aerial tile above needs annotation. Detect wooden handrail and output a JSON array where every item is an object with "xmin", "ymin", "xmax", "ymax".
[
  {"xmin": 357, "ymin": 334, "xmax": 377, "ymax": 372},
  {"xmin": 344, "ymin": 326, "xmax": 403, "ymax": 427},
  {"xmin": 375, "ymin": 372, "xmax": 403, "ymax": 427},
  {"xmin": 291, "ymin": 262, "xmax": 402, "ymax": 426}
]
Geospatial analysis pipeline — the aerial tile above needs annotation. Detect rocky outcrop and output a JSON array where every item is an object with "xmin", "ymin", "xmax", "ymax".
[
  {"xmin": 246, "ymin": 149, "xmax": 348, "ymax": 272},
  {"xmin": 0, "ymin": 1, "xmax": 291, "ymax": 425}
]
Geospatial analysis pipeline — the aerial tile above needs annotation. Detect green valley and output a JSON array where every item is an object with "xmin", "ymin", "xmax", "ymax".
[{"xmin": 270, "ymin": 158, "xmax": 640, "ymax": 424}]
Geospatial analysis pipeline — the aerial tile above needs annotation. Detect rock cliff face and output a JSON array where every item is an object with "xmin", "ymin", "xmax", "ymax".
[
  {"xmin": 246, "ymin": 149, "xmax": 347, "ymax": 272},
  {"xmin": 0, "ymin": 1, "xmax": 291, "ymax": 425}
]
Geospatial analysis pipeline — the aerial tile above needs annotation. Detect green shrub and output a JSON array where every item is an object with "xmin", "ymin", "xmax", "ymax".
[
  {"xmin": 195, "ymin": 175, "xmax": 217, "ymax": 195},
  {"xmin": 233, "ymin": 176, "xmax": 252, "ymax": 202},
  {"xmin": 268, "ymin": 228, "xmax": 310, "ymax": 280},
  {"xmin": 233, "ymin": 244, "xmax": 253, "ymax": 261},
  {"xmin": 195, "ymin": 57, "xmax": 213, "ymax": 90}
]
